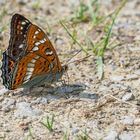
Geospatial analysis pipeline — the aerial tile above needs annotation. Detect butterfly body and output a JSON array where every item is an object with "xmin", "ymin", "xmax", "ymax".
[{"xmin": 1, "ymin": 13, "xmax": 67, "ymax": 90}]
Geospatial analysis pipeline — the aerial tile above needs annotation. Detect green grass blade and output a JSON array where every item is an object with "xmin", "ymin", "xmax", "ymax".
[
  {"xmin": 40, "ymin": 114, "xmax": 54, "ymax": 132},
  {"xmin": 60, "ymin": 20, "xmax": 88, "ymax": 54},
  {"xmin": 96, "ymin": 56, "xmax": 104, "ymax": 79},
  {"xmin": 102, "ymin": 0, "xmax": 128, "ymax": 56},
  {"xmin": 96, "ymin": 0, "xmax": 128, "ymax": 79}
]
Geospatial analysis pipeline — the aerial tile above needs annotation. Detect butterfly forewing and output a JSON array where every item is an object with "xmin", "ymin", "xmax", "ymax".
[
  {"xmin": 8, "ymin": 13, "xmax": 31, "ymax": 61},
  {"xmin": 26, "ymin": 24, "xmax": 62, "ymax": 71}
]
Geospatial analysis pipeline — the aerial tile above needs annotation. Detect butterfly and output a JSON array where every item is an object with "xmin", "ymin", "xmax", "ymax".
[{"xmin": 1, "ymin": 13, "xmax": 67, "ymax": 90}]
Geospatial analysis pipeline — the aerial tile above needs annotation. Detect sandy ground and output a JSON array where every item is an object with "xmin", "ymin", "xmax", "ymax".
[{"xmin": 0, "ymin": 0, "xmax": 140, "ymax": 140}]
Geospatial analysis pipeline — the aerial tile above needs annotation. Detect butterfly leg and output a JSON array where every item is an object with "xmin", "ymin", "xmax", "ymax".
[
  {"xmin": 18, "ymin": 87, "xmax": 31, "ymax": 96},
  {"xmin": 57, "ymin": 80, "xmax": 69, "ymax": 99}
]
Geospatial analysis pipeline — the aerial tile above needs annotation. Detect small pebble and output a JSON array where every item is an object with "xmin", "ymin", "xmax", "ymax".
[
  {"xmin": 79, "ymin": 92, "xmax": 97, "ymax": 100},
  {"xmin": 0, "ymin": 87, "xmax": 8, "ymax": 96},
  {"xmin": 15, "ymin": 102, "xmax": 42, "ymax": 118},
  {"xmin": 55, "ymin": 37, "xmax": 64, "ymax": 46},
  {"xmin": 122, "ymin": 93, "xmax": 134, "ymax": 101},
  {"xmin": 1, "ymin": 98, "xmax": 16, "ymax": 112},
  {"xmin": 110, "ymin": 75, "xmax": 124, "ymax": 82},
  {"xmin": 31, "ymin": 97, "xmax": 48, "ymax": 105},
  {"xmin": 98, "ymin": 85, "xmax": 108, "ymax": 92},
  {"xmin": 125, "ymin": 74, "xmax": 138, "ymax": 80},
  {"xmin": 104, "ymin": 130, "xmax": 119, "ymax": 140},
  {"xmin": 121, "ymin": 116, "xmax": 134, "ymax": 125},
  {"xmin": 119, "ymin": 131, "xmax": 135, "ymax": 140},
  {"xmin": 134, "ymin": 118, "xmax": 140, "ymax": 125},
  {"xmin": 72, "ymin": 128, "xmax": 79, "ymax": 135}
]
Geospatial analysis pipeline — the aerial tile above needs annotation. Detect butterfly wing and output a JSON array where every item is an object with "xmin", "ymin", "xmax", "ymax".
[
  {"xmin": 1, "ymin": 14, "xmax": 31, "ymax": 89},
  {"xmin": 26, "ymin": 23, "xmax": 62, "ymax": 73},
  {"xmin": 12, "ymin": 52, "xmax": 64, "ymax": 89},
  {"xmin": 2, "ymin": 13, "xmax": 66, "ymax": 90},
  {"xmin": 8, "ymin": 13, "xmax": 31, "ymax": 61},
  {"xmin": 1, "ymin": 52, "xmax": 16, "ymax": 89}
]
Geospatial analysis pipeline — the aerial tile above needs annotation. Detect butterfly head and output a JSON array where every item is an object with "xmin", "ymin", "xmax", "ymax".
[
  {"xmin": 56, "ymin": 64, "xmax": 68, "ymax": 81},
  {"xmin": 62, "ymin": 64, "xmax": 68, "ymax": 73}
]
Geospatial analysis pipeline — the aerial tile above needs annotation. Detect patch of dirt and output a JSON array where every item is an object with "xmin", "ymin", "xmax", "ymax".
[{"xmin": 0, "ymin": 0, "xmax": 140, "ymax": 140}]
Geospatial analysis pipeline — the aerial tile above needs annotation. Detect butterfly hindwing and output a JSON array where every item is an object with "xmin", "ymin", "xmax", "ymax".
[{"xmin": 1, "ymin": 51, "xmax": 17, "ymax": 89}]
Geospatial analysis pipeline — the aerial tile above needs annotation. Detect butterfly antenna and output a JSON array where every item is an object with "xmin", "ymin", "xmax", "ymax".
[
  {"xmin": 66, "ymin": 70, "xmax": 70, "ymax": 85},
  {"xmin": 65, "ymin": 49, "xmax": 82, "ymax": 64},
  {"xmin": 67, "ymin": 54, "xmax": 91, "ymax": 65}
]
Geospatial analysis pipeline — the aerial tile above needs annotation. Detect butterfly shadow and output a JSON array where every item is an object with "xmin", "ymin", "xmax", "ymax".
[{"xmin": 20, "ymin": 83, "xmax": 98, "ymax": 102}]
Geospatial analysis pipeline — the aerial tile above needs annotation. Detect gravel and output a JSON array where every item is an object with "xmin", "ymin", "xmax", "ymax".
[
  {"xmin": 14, "ymin": 102, "xmax": 42, "ymax": 118},
  {"xmin": 122, "ymin": 93, "xmax": 135, "ymax": 101},
  {"xmin": 119, "ymin": 131, "xmax": 135, "ymax": 140},
  {"xmin": 120, "ymin": 116, "xmax": 134, "ymax": 125},
  {"xmin": 104, "ymin": 130, "xmax": 119, "ymax": 140}
]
